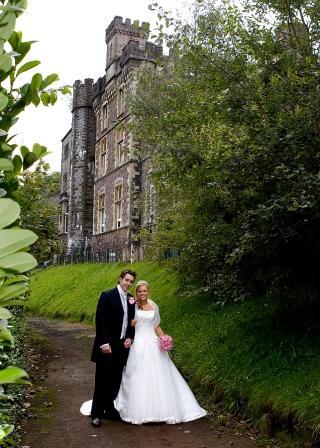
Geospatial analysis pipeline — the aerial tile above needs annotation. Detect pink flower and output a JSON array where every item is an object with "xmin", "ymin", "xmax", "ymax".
[
  {"xmin": 128, "ymin": 297, "xmax": 136, "ymax": 305},
  {"xmin": 158, "ymin": 335, "xmax": 173, "ymax": 352}
]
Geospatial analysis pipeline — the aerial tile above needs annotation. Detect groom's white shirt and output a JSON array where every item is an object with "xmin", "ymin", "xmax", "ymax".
[{"xmin": 100, "ymin": 285, "xmax": 128, "ymax": 349}]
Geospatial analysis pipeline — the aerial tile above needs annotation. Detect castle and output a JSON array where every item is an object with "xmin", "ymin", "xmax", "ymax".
[{"xmin": 58, "ymin": 17, "xmax": 162, "ymax": 262}]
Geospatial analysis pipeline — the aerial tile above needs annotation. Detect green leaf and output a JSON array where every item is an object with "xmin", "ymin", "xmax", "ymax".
[
  {"xmin": 0, "ymin": 424, "xmax": 14, "ymax": 441},
  {"xmin": 31, "ymin": 92, "xmax": 40, "ymax": 106},
  {"xmin": 0, "ymin": 228, "xmax": 38, "ymax": 257},
  {"xmin": 0, "ymin": 91, "xmax": 8, "ymax": 111},
  {"xmin": 8, "ymin": 31, "xmax": 21, "ymax": 51},
  {"xmin": 0, "ymin": 307, "xmax": 11, "ymax": 319},
  {"xmin": 42, "ymin": 73, "xmax": 59, "ymax": 88},
  {"xmin": 4, "ymin": 274, "xmax": 28, "ymax": 286},
  {"xmin": 12, "ymin": 154, "xmax": 22, "ymax": 174},
  {"xmin": 50, "ymin": 90, "xmax": 57, "ymax": 105},
  {"xmin": 0, "ymin": 12, "xmax": 16, "ymax": 40},
  {"xmin": 0, "ymin": 282, "xmax": 28, "ymax": 300},
  {"xmin": 0, "ymin": 53, "xmax": 12, "ymax": 73},
  {"xmin": 23, "ymin": 151, "xmax": 37, "ymax": 169},
  {"xmin": 15, "ymin": 41, "xmax": 31, "ymax": 64},
  {"xmin": 0, "ymin": 324, "xmax": 13, "ymax": 343},
  {"xmin": 0, "ymin": 366, "xmax": 29, "ymax": 384},
  {"xmin": 40, "ymin": 91, "xmax": 50, "ymax": 106},
  {"xmin": 60, "ymin": 85, "xmax": 71, "ymax": 95},
  {"xmin": 0, "ymin": 142, "xmax": 12, "ymax": 152},
  {"xmin": 20, "ymin": 145, "xmax": 28, "ymax": 158},
  {"xmin": 0, "ymin": 158, "xmax": 13, "ymax": 171},
  {"xmin": 0, "ymin": 252, "xmax": 37, "ymax": 273},
  {"xmin": 30, "ymin": 72, "xmax": 42, "ymax": 90},
  {"xmin": 13, "ymin": 0, "xmax": 28, "ymax": 16},
  {"xmin": 16, "ymin": 59, "xmax": 40, "ymax": 76},
  {"xmin": 0, "ymin": 198, "xmax": 20, "ymax": 229},
  {"xmin": 32, "ymin": 142, "xmax": 46, "ymax": 158}
]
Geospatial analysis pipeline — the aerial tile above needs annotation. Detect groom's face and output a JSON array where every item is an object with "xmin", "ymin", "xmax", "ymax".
[{"xmin": 119, "ymin": 274, "xmax": 135, "ymax": 292}]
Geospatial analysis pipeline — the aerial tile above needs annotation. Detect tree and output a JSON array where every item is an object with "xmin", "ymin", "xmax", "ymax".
[
  {"xmin": 131, "ymin": 0, "xmax": 320, "ymax": 304},
  {"xmin": 15, "ymin": 163, "xmax": 61, "ymax": 263},
  {"xmin": 0, "ymin": 0, "xmax": 70, "ymax": 441}
]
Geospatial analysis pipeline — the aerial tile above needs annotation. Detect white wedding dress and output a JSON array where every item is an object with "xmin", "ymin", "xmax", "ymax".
[{"xmin": 80, "ymin": 303, "xmax": 207, "ymax": 424}]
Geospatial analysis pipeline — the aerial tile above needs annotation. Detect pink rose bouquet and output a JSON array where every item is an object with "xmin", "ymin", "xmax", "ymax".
[{"xmin": 158, "ymin": 335, "xmax": 173, "ymax": 352}]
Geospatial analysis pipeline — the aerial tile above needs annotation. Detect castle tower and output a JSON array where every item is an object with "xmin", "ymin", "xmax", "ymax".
[
  {"xmin": 105, "ymin": 16, "xmax": 150, "ymax": 82},
  {"xmin": 67, "ymin": 78, "xmax": 96, "ymax": 254}
]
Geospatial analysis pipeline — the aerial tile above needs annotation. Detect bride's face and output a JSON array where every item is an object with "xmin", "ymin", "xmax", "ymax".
[{"xmin": 136, "ymin": 285, "xmax": 149, "ymax": 301}]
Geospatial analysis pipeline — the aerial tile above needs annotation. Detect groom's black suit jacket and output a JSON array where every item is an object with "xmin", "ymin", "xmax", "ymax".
[{"xmin": 91, "ymin": 287, "xmax": 136, "ymax": 363}]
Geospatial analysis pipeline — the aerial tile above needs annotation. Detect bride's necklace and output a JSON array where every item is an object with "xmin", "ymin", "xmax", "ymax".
[{"xmin": 140, "ymin": 299, "xmax": 149, "ymax": 310}]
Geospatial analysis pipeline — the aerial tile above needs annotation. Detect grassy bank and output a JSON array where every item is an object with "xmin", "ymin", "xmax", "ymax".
[
  {"xmin": 28, "ymin": 262, "xmax": 175, "ymax": 323},
  {"xmin": 29, "ymin": 263, "xmax": 320, "ymax": 442}
]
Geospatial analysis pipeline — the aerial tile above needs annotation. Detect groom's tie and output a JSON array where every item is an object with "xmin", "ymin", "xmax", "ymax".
[{"xmin": 120, "ymin": 292, "xmax": 128, "ymax": 339}]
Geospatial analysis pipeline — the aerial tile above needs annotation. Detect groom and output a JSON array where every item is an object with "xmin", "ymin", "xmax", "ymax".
[{"xmin": 90, "ymin": 269, "xmax": 137, "ymax": 427}]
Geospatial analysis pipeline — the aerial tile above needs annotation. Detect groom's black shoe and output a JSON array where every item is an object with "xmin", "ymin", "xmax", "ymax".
[{"xmin": 91, "ymin": 417, "xmax": 101, "ymax": 428}]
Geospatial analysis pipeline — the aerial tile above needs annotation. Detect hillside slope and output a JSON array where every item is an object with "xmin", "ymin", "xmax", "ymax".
[{"xmin": 29, "ymin": 263, "xmax": 320, "ymax": 441}]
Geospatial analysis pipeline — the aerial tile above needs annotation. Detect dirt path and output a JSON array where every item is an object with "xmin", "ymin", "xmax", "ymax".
[{"xmin": 20, "ymin": 317, "xmax": 273, "ymax": 448}]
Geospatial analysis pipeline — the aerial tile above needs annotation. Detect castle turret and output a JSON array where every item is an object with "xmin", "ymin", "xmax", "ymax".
[
  {"xmin": 105, "ymin": 16, "xmax": 150, "ymax": 82},
  {"xmin": 67, "ymin": 78, "xmax": 96, "ymax": 254}
]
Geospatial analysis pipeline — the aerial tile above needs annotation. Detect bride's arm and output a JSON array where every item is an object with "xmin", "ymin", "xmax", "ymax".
[
  {"xmin": 155, "ymin": 325, "xmax": 165, "ymax": 337},
  {"xmin": 151, "ymin": 300, "xmax": 164, "ymax": 336}
]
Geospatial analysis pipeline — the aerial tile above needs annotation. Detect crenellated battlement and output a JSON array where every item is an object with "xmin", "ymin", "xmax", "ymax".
[
  {"xmin": 119, "ymin": 39, "xmax": 162, "ymax": 66},
  {"xmin": 72, "ymin": 78, "xmax": 94, "ymax": 110},
  {"xmin": 93, "ymin": 76, "xmax": 106, "ymax": 99},
  {"xmin": 105, "ymin": 16, "xmax": 150, "ymax": 43}
]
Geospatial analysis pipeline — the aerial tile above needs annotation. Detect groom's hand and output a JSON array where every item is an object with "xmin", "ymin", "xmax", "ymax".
[
  {"xmin": 101, "ymin": 344, "xmax": 112, "ymax": 354},
  {"xmin": 124, "ymin": 338, "xmax": 132, "ymax": 349}
]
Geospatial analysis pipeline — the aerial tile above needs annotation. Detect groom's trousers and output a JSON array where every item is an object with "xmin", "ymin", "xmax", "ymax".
[{"xmin": 91, "ymin": 339, "xmax": 129, "ymax": 418}]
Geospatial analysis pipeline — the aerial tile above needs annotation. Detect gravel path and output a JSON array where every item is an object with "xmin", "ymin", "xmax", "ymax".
[{"xmin": 20, "ymin": 317, "xmax": 265, "ymax": 448}]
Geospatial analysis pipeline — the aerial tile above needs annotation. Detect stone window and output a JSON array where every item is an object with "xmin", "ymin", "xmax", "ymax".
[
  {"xmin": 64, "ymin": 143, "xmax": 70, "ymax": 160},
  {"xmin": 108, "ymin": 43, "xmax": 113, "ymax": 61},
  {"xmin": 116, "ymin": 129, "xmax": 125, "ymax": 166},
  {"xmin": 114, "ymin": 184, "xmax": 123, "ymax": 229},
  {"xmin": 88, "ymin": 161, "xmax": 94, "ymax": 175},
  {"xmin": 101, "ymin": 102, "xmax": 108, "ymax": 130},
  {"xmin": 75, "ymin": 212, "xmax": 81, "ymax": 230},
  {"xmin": 62, "ymin": 173, "xmax": 68, "ymax": 192},
  {"xmin": 100, "ymin": 139, "xmax": 107, "ymax": 177},
  {"xmin": 59, "ymin": 203, "xmax": 69, "ymax": 234},
  {"xmin": 118, "ymin": 86, "xmax": 125, "ymax": 116},
  {"xmin": 98, "ymin": 193, "xmax": 106, "ymax": 233}
]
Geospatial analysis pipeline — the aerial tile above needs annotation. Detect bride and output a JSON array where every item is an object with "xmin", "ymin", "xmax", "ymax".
[{"xmin": 81, "ymin": 280, "xmax": 206, "ymax": 424}]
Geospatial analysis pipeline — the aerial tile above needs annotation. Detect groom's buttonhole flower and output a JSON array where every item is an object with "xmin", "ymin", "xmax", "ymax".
[
  {"xmin": 129, "ymin": 298, "xmax": 136, "ymax": 304},
  {"xmin": 158, "ymin": 335, "xmax": 173, "ymax": 352}
]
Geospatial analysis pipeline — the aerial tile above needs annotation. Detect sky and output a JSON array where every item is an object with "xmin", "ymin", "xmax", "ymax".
[{"xmin": 13, "ymin": 0, "xmax": 187, "ymax": 172}]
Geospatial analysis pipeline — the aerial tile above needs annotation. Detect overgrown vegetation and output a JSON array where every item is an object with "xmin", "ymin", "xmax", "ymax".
[
  {"xmin": 0, "ymin": 0, "xmax": 69, "ymax": 442},
  {"xmin": 28, "ymin": 263, "xmax": 320, "ymax": 444},
  {"xmin": 131, "ymin": 0, "xmax": 320, "ymax": 305},
  {"xmin": 15, "ymin": 162, "xmax": 61, "ymax": 263}
]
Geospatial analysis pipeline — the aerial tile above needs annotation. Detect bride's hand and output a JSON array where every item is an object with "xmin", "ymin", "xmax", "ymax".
[{"xmin": 131, "ymin": 319, "xmax": 137, "ymax": 327}]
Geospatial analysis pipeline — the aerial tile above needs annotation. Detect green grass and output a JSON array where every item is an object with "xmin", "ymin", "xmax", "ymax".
[
  {"xmin": 28, "ymin": 262, "xmax": 320, "ymax": 440},
  {"xmin": 28, "ymin": 262, "xmax": 175, "ymax": 324}
]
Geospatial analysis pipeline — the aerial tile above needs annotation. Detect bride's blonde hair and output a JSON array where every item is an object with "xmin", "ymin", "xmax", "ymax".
[{"xmin": 135, "ymin": 280, "xmax": 149, "ymax": 309}]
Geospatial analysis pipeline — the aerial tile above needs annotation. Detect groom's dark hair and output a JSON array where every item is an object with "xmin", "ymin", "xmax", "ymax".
[{"xmin": 118, "ymin": 269, "xmax": 137, "ymax": 282}]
